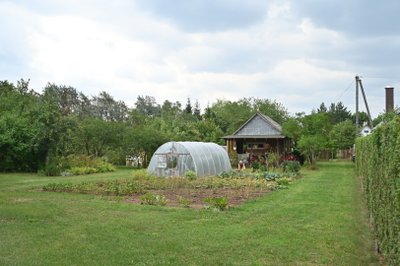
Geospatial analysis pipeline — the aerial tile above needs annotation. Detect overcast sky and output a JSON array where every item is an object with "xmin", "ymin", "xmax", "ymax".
[{"xmin": 1, "ymin": 0, "xmax": 400, "ymax": 118}]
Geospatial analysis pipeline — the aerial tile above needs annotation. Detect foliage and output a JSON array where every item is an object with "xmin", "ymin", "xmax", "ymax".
[
  {"xmin": 203, "ymin": 197, "xmax": 229, "ymax": 211},
  {"xmin": 251, "ymin": 98, "xmax": 289, "ymax": 125},
  {"xmin": 209, "ymin": 97, "xmax": 289, "ymax": 135},
  {"xmin": 228, "ymin": 151, "xmax": 239, "ymax": 168},
  {"xmin": 282, "ymin": 160, "xmax": 301, "ymax": 173},
  {"xmin": 251, "ymin": 161, "xmax": 260, "ymax": 171},
  {"xmin": 298, "ymin": 135, "xmax": 328, "ymax": 165},
  {"xmin": 185, "ymin": 170, "xmax": 197, "ymax": 180},
  {"xmin": 317, "ymin": 102, "xmax": 352, "ymax": 125},
  {"xmin": 132, "ymin": 169, "xmax": 157, "ymax": 180},
  {"xmin": 140, "ymin": 192, "xmax": 168, "ymax": 206},
  {"xmin": 328, "ymin": 102, "xmax": 352, "ymax": 125},
  {"xmin": 296, "ymin": 112, "xmax": 331, "ymax": 164},
  {"xmin": 282, "ymin": 118, "xmax": 302, "ymax": 142},
  {"xmin": 267, "ymin": 152, "xmax": 280, "ymax": 169},
  {"xmin": 40, "ymin": 161, "xmax": 62, "ymax": 177},
  {"xmin": 135, "ymin": 95, "xmax": 161, "ymax": 117},
  {"xmin": 275, "ymin": 177, "xmax": 292, "ymax": 189},
  {"xmin": 353, "ymin": 111, "xmax": 371, "ymax": 127},
  {"xmin": 1, "ymin": 78, "xmax": 361, "ymax": 175},
  {"xmin": 263, "ymin": 172, "xmax": 283, "ymax": 181},
  {"xmin": 355, "ymin": 116, "xmax": 400, "ymax": 265},
  {"xmin": 177, "ymin": 196, "xmax": 192, "ymax": 208},
  {"xmin": 140, "ymin": 192, "xmax": 157, "ymax": 205},
  {"xmin": 40, "ymin": 155, "xmax": 116, "ymax": 176},
  {"xmin": 42, "ymin": 170, "xmax": 298, "ymax": 196},
  {"xmin": 43, "ymin": 179, "xmax": 145, "ymax": 196},
  {"xmin": 329, "ymin": 120, "xmax": 356, "ymax": 150},
  {"xmin": 372, "ymin": 110, "xmax": 399, "ymax": 127}
]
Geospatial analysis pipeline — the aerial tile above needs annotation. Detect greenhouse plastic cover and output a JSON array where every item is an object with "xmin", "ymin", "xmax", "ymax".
[{"xmin": 148, "ymin": 141, "xmax": 232, "ymax": 177}]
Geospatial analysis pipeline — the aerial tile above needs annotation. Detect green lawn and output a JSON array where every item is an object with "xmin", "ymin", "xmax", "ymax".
[{"xmin": 0, "ymin": 162, "xmax": 379, "ymax": 265}]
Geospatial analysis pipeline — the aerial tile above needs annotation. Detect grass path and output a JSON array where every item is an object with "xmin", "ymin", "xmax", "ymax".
[{"xmin": 0, "ymin": 162, "xmax": 379, "ymax": 265}]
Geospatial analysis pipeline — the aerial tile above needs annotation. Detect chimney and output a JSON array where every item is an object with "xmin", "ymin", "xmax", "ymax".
[{"xmin": 385, "ymin": 86, "xmax": 394, "ymax": 113}]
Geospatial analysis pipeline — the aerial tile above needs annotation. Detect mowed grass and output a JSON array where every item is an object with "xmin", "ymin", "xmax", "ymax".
[{"xmin": 0, "ymin": 162, "xmax": 379, "ymax": 265}]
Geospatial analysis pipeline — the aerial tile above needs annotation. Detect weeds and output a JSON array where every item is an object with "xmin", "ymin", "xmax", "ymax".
[
  {"xmin": 140, "ymin": 193, "xmax": 168, "ymax": 206},
  {"xmin": 203, "ymin": 197, "xmax": 229, "ymax": 211},
  {"xmin": 177, "ymin": 196, "xmax": 192, "ymax": 208}
]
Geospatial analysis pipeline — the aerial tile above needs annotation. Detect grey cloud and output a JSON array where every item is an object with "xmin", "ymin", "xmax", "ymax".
[
  {"xmin": 290, "ymin": 1, "xmax": 400, "ymax": 37},
  {"xmin": 136, "ymin": 0, "xmax": 269, "ymax": 32}
]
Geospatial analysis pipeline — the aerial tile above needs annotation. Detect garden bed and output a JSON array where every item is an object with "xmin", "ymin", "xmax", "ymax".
[
  {"xmin": 127, "ymin": 187, "xmax": 271, "ymax": 208},
  {"xmin": 42, "ymin": 170, "xmax": 297, "ymax": 209}
]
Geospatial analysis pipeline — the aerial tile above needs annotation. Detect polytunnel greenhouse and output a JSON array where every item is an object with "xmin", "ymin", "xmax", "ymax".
[{"xmin": 148, "ymin": 141, "xmax": 232, "ymax": 177}]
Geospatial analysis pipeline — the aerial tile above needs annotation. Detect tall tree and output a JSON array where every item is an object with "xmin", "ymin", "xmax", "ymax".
[
  {"xmin": 210, "ymin": 99, "xmax": 252, "ymax": 134},
  {"xmin": 92, "ymin": 91, "xmax": 128, "ymax": 121},
  {"xmin": 184, "ymin": 98, "xmax": 192, "ymax": 114},
  {"xmin": 78, "ymin": 118, "xmax": 126, "ymax": 157},
  {"xmin": 317, "ymin": 102, "xmax": 328, "ymax": 113},
  {"xmin": 251, "ymin": 97, "xmax": 289, "ymax": 124},
  {"xmin": 135, "ymin": 95, "xmax": 161, "ymax": 117},
  {"xmin": 42, "ymin": 83, "xmax": 80, "ymax": 116},
  {"xmin": 329, "ymin": 120, "xmax": 356, "ymax": 151},
  {"xmin": 328, "ymin": 102, "xmax": 352, "ymax": 124},
  {"xmin": 193, "ymin": 100, "xmax": 201, "ymax": 119},
  {"xmin": 203, "ymin": 104, "xmax": 217, "ymax": 121},
  {"xmin": 297, "ymin": 112, "xmax": 332, "ymax": 165},
  {"xmin": 282, "ymin": 118, "xmax": 302, "ymax": 142}
]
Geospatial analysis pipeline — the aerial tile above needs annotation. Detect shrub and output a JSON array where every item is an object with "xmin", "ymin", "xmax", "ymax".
[
  {"xmin": 282, "ymin": 160, "xmax": 301, "ymax": 173},
  {"xmin": 251, "ymin": 161, "xmax": 260, "ymax": 171},
  {"xmin": 70, "ymin": 166, "xmax": 97, "ymax": 175},
  {"xmin": 140, "ymin": 192, "xmax": 156, "ymax": 205},
  {"xmin": 259, "ymin": 164, "xmax": 268, "ymax": 172},
  {"xmin": 64, "ymin": 155, "xmax": 116, "ymax": 175},
  {"xmin": 356, "ymin": 116, "xmax": 400, "ymax": 265},
  {"xmin": 40, "ymin": 162, "xmax": 62, "ymax": 176}
]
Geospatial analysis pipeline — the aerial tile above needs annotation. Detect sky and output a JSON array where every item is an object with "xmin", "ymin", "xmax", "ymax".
[{"xmin": 1, "ymin": 0, "xmax": 400, "ymax": 118}]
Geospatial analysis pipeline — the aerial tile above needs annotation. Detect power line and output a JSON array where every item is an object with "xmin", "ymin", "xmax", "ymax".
[{"xmin": 333, "ymin": 79, "xmax": 354, "ymax": 103}]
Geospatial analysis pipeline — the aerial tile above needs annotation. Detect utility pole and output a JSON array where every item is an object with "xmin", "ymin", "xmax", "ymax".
[
  {"xmin": 355, "ymin": 75, "xmax": 373, "ymax": 135},
  {"xmin": 358, "ymin": 79, "xmax": 374, "ymax": 127},
  {"xmin": 355, "ymin": 76, "xmax": 360, "ymax": 135}
]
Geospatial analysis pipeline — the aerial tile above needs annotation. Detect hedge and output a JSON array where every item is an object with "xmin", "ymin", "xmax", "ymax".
[{"xmin": 356, "ymin": 116, "xmax": 400, "ymax": 265}]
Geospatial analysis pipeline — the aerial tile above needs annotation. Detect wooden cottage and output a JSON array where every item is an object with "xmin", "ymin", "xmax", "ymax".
[{"xmin": 222, "ymin": 112, "xmax": 292, "ymax": 161}]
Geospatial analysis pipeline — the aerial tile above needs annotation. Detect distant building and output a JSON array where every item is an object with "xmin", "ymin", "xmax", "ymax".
[
  {"xmin": 222, "ymin": 112, "xmax": 292, "ymax": 157},
  {"xmin": 360, "ymin": 124, "xmax": 372, "ymax": 137}
]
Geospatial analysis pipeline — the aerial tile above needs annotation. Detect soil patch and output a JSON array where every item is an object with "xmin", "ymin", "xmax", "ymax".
[{"xmin": 127, "ymin": 187, "xmax": 270, "ymax": 208}]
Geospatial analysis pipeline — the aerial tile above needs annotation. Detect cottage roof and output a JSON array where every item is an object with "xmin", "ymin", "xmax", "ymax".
[{"xmin": 222, "ymin": 112, "xmax": 285, "ymax": 139}]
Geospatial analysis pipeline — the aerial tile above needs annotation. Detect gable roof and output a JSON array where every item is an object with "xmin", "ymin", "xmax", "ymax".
[{"xmin": 222, "ymin": 112, "xmax": 285, "ymax": 139}]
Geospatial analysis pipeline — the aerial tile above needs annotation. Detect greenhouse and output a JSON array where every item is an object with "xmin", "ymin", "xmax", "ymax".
[{"xmin": 148, "ymin": 141, "xmax": 232, "ymax": 177}]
